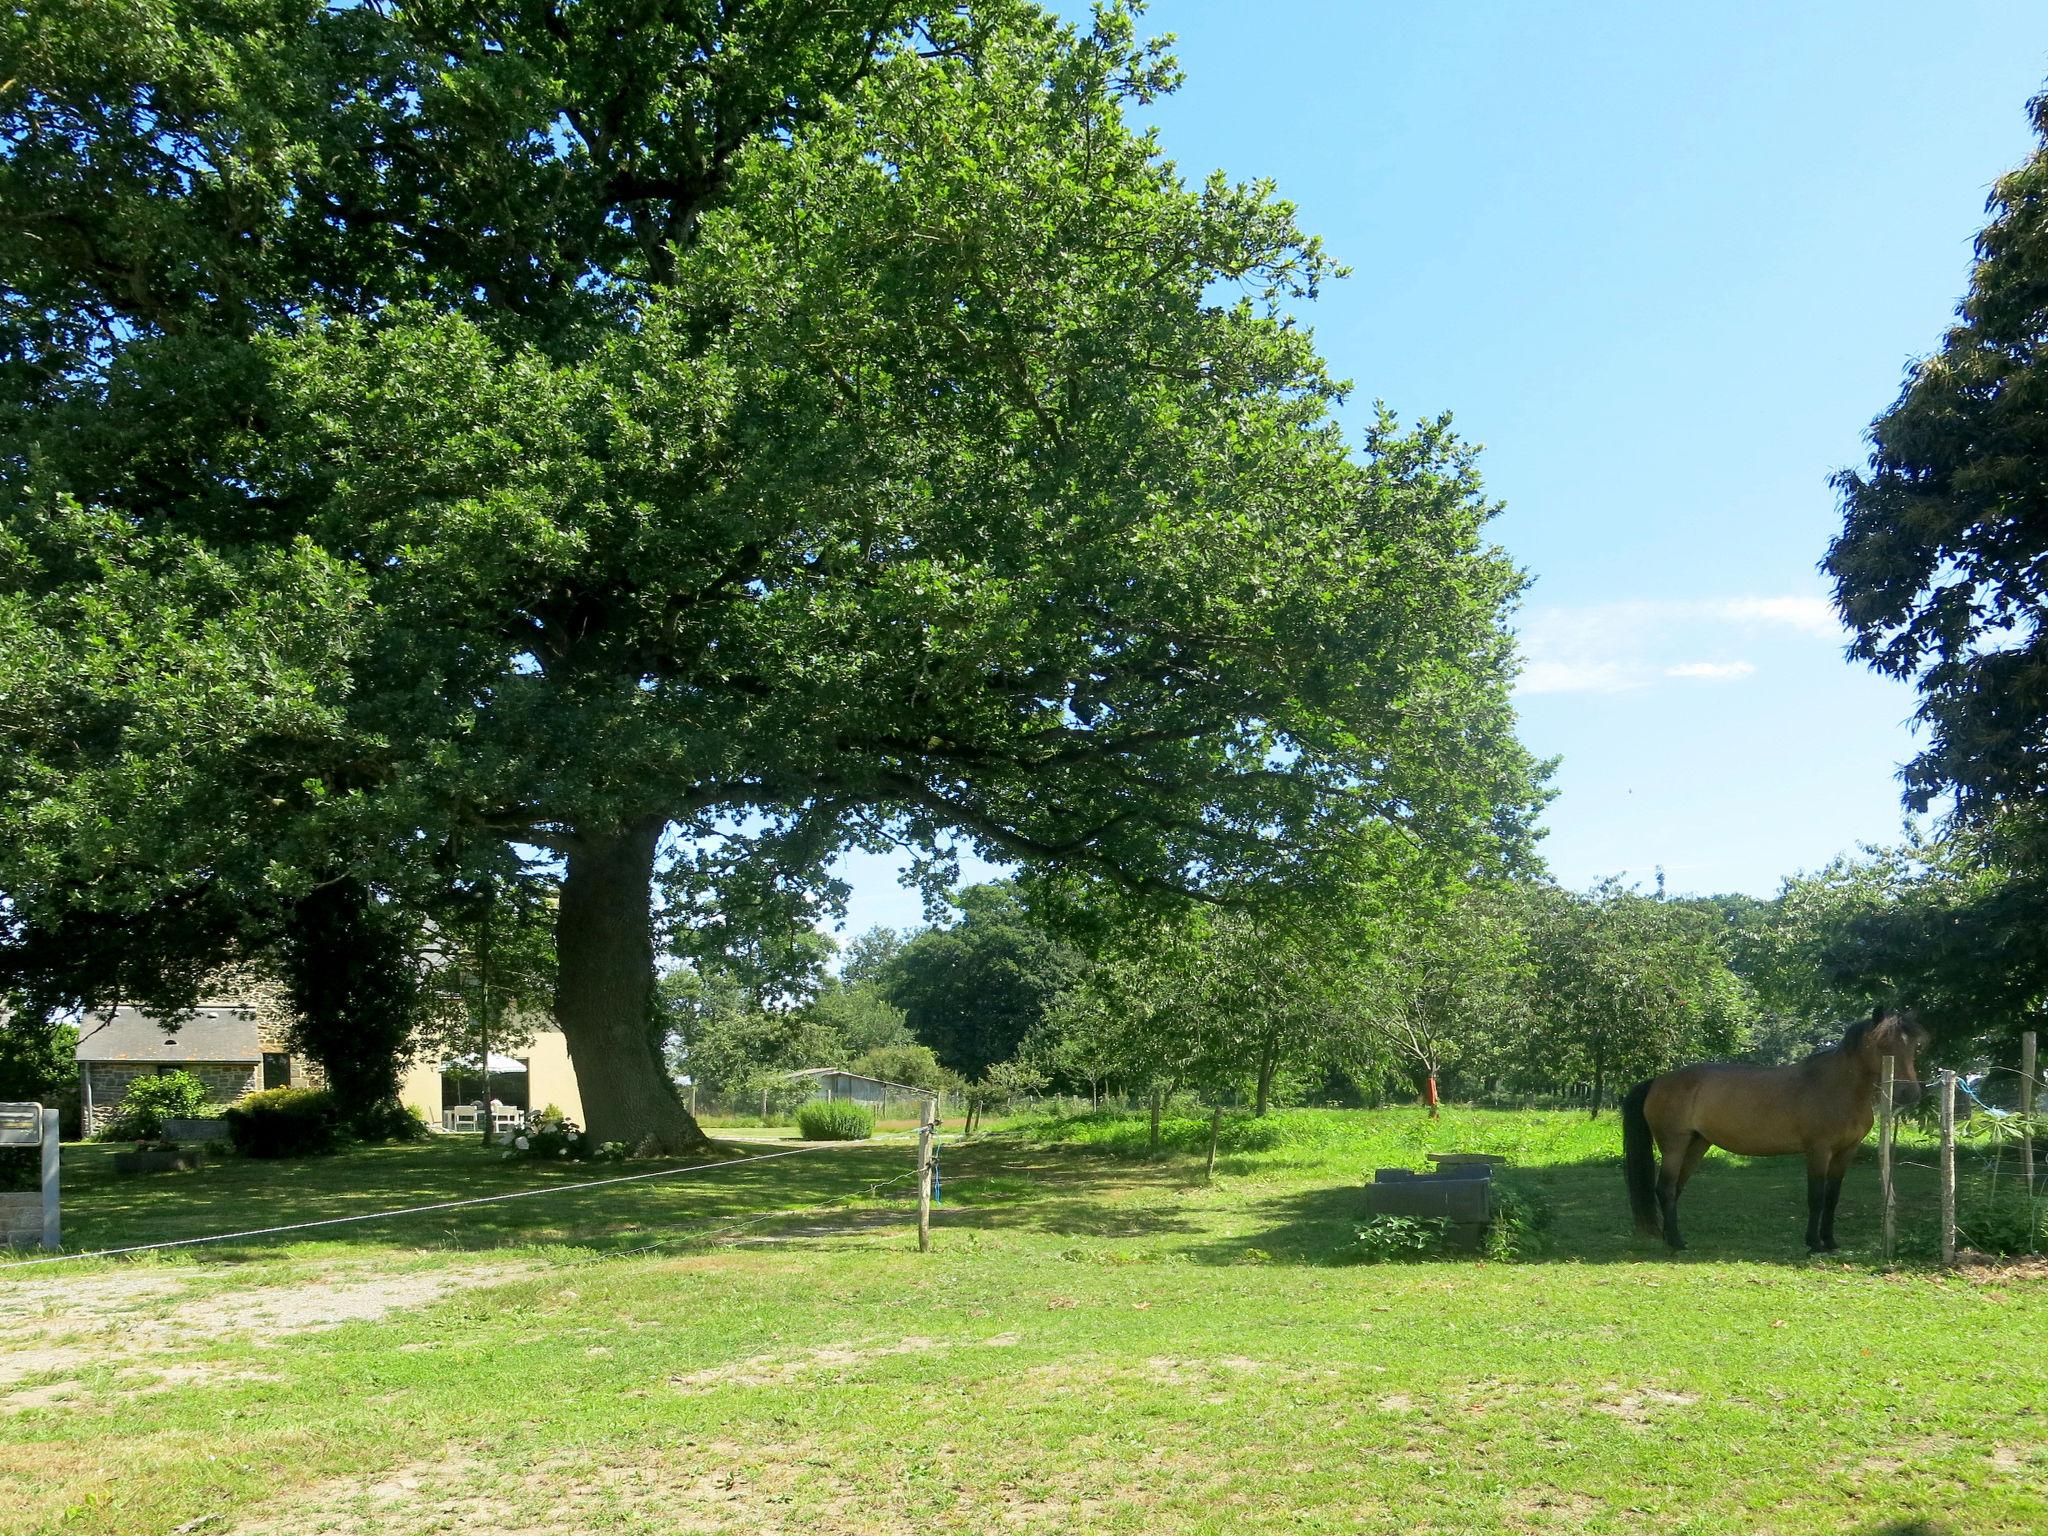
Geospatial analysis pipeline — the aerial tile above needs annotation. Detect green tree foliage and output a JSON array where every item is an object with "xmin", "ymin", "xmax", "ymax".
[
  {"xmin": 3, "ymin": 2, "xmax": 1543, "ymax": 1149},
  {"xmin": 1517, "ymin": 882, "xmax": 1752, "ymax": 1115},
  {"xmin": 1352, "ymin": 889, "xmax": 1531, "ymax": 1103},
  {"xmin": 1828, "ymin": 85, "xmax": 2048, "ymax": 816},
  {"xmin": 1767, "ymin": 819, "xmax": 2048, "ymax": 1057},
  {"xmin": 0, "ymin": 1014, "xmax": 75, "ymax": 1107},
  {"xmin": 1026, "ymin": 892, "xmax": 1388, "ymax": 1118},
  {"xmin": 658, "ymin": 961, "xmax": 838, "ymax": 1102},
  {"xmin": 802, "ymin": 975, "xmax": 911, "ymax": 1057},
  {"xmin": 413, "ymin": 875, "xmax": 561, "ymax": 1120},
  {"xmin": 878, "ymin": 884, "xmax": 1089, "ymax": 1079},
  {"xmin": 276, "ymin": 878, "xmax": 430, "ymax": 1122},
  {"xmin": 840, "ymin": 928, "xmax": 906, "ymax": 986}
]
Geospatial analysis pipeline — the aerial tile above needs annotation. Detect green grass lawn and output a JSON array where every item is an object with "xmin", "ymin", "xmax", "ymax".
[{"xmin": 2, "ymin": 1109, "xmax": 2042, "ymax": 1535}]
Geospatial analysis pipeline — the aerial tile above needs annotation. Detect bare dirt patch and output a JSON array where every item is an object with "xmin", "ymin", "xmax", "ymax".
[
  {"xmin": 666, "ymin": 1334, "xmax": 940, "ymax": 1393},
  {"xmin": 1582, "ymin": 1384, "xmax": 1700, "ymax": 1424},
  {"xmin": 0, "ymin": 1259, "xmax": 531, "ymax": 1392},
  {"xmin": 1505, "ymin": 1487, "xmax": 1603, "ymax": 1531},
  {"xmin": 229, "ymin": 1439, "xmax": 905, "ymax": 1536}
]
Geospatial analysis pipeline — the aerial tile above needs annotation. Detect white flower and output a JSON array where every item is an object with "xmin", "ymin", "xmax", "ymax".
[
  {"xmin": 514, "ymin": 1135, "xmax": 530, "ymax": 1150},
  {"xmin": 567, "ymin": 1131, "xmax": 579, "ymax": 1141}
]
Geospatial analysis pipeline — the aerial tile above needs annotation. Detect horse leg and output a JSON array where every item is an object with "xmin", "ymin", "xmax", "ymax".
[
  {"xmin": 1657, "ymin": 1131, "xmax": 1695, "ymax": 1250},
  {"xmin": 1820, "ymin": 1146, "xmax": 1857, "ymax": 1252},
  {"xmin": 1675, "ymin": 1135, "xmax": 1709, "ymax": 1195},
  {"xmin": 1804, "ymin": 1146, "xmax": 1832, "ymax": 1252}
]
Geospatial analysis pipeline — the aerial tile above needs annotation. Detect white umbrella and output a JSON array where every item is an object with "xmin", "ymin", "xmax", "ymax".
[{"xmin": 441, "ymin": 1052, "xmax": 528, "ymax": 1074}]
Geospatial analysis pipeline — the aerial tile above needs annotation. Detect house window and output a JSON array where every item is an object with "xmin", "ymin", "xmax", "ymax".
[{"xmin": 262, "ymin": 1053, "xmax": 291, "ymax": 1089}]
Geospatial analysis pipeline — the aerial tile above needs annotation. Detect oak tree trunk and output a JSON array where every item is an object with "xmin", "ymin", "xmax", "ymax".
[
  {"xmin": 1255, "ymin": 1041, "xmax": 1278, "ymax": 1118},
  {"xmin": 554, "ymin": 817, "xmax": 710, "ymax": 1153}
]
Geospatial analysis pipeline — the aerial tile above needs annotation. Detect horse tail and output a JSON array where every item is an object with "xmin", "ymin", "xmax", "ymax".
[{"xmin": 1622, "ymin": 1078, "xmax": 1660, "ymax": 1235}]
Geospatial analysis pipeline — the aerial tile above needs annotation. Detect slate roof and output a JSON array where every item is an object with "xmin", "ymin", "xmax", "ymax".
[{"xmin": 74, "ymin": 1006, "xmax": 264, "ymax": 1064}]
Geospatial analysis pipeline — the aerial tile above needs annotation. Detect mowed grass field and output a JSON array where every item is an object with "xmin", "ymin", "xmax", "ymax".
[{"xmin": 2, "ymin": 1109, "xmax": 2042, "ymax": 1536}]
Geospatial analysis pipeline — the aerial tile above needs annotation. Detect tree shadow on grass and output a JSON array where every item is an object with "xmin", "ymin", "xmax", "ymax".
[
  {"xmin": 38, "ymin": 1138, "xmax": 940, "ymax": 1264},
  {"xmin": 1169, "ymin": 1149, "xmax": 1959, "ymax": 1269}
]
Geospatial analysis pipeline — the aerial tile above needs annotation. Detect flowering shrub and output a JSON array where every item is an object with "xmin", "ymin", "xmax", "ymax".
[{"xmin": 498, "ymin": 1111, "xmax": 625, "ymax": 1163}]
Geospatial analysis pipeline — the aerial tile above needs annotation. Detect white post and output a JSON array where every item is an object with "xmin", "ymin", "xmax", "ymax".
[
  {"xmin": 1879, "ymin": 1056, "xmax": 1896, "ymax": 1264},
  {"xmin": 40, "ymin": 1107, "xmax": 59, "ymax": 1252},
  {"xmin": 2021, "ymin": 1031, "xmax": 2037, "ymax": 1198},
  {"xmin": 1938, "ymin": 1068, "xmax": 1957, "ymax": 1267},
  {"xmin": 917, "ymin": 1097, "xmax": 935, "ymax": 1254}
]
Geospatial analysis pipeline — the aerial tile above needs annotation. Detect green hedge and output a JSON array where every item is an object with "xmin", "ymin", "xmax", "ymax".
[
  {"xmin": 795, "ymin": 1100, "xmax": 875, "ymax": 1141},
  {"xmin": 222, "ymin": 1087, "xmax": 341, "ymax": 1158}
]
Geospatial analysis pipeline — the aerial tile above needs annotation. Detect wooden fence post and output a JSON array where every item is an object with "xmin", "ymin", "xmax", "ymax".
[
  {"xmin": 1938, "ymin": 1068, "xmax": 1957, "ymax": 1267},
  {"xmin": 2021, "ymin": 1030, "xmax": 2037, "ymax": 1198},
  {"xmin": 1879, "ymin": 1056, "xmax": 1896, "ymax": 1264},
  {"xmin": 917, "ymin": 1097, "xmax": 935, "ymax": 1254}
]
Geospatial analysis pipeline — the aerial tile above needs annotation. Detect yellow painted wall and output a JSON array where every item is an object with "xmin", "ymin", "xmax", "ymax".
[
  {"xmin": 400, "ymin": 1021, "xmax": 585, "ymax": 1131},
  {"xmin": 523, "ymin": 1028, "xmax": 585, "ymax": 1126}
]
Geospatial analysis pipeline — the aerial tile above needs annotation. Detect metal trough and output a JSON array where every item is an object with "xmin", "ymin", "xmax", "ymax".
[{"xmin": 1363, "ymin": 1156, "xmax": 1501, "ymax": 1247}]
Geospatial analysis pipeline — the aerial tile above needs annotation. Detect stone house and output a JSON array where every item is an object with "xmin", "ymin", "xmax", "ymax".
[
  {"xmin": 73, "ymin": 972, "xmax": 586, "ymax": 1137},
  {"xmin": 75, "ymin": 982, "xmax": 324, "ymax": 1136}
]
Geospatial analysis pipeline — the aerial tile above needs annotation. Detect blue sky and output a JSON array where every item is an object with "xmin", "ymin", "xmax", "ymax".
[{"xmin": 827, "ymin": 1, "xmax": 2048, "ymax": 940}]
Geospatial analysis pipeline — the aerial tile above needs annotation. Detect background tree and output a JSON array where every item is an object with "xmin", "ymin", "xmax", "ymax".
[
  {"xmin": 1518, "ymin": 882, "xmax": 1752, "ymax": 1115},
  {"xmin": 1351, "ymin": 888, "xmax": 1530, "ymax": 1110},
  {"xmin": 1828, "ymin": 84, "xmax": 2048, "ymax": 820},
  {"xmin": 878, "ymin": 884, "xmax": 1089, "ymax": 1080}
]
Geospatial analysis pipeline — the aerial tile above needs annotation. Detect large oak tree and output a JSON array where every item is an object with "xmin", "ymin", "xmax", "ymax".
[{"xmin": 3, "ymin": 1, "xmax": 1543, "ymax": 1147}]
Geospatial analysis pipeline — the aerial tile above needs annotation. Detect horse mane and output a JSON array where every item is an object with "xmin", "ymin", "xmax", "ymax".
[{"xmin": 1823, "ymin": 1005, "xmax": 1896, "ymax": 1060}]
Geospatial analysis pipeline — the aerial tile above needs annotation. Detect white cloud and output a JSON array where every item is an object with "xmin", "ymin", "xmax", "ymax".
[
  {"xmin": 1515, "ymin": 593, "xmax": 1838, "ymax": 696},
  {"xmin": 1519, "ymin": 658, "xmax": 1650, "ymax": 695},
  {"xmin": 1664, "ymin": 660, "xmax": 1757, "ymax": 681},
  {"xmin": 1708, "ymin": 595, "xmax": 1840, "ymax": 639}
]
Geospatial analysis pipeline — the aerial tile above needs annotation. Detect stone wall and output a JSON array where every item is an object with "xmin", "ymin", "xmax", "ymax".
[{"xmin": 82, "ymin": 1061, "xmax": 258, "ymax": 1136}]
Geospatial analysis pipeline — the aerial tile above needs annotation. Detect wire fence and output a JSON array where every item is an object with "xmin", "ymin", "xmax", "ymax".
[
  {"xmin": 0, "ymin": 1123, "xmax": 1022, "ymax": 1276},
  {"xmin": 1883, "ymin": 1059, "xmax": 2042, "ymax": 1263}
]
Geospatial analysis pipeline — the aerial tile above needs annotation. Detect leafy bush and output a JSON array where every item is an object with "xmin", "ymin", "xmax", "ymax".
[
  {"xmin": 223, "ymin": 1087, "xmax": 341, "ymax": 1158},
  {"xmin": 100, "ymin": 1071, "xmax": 213, "ymax": 1143},
  {"xmin": 795, "ymin": 1100, "xmax": 874, "ymax": 1141},
  {"xmin": 348, "ymin": 1098, "xmax": 432, "ymax": 1143},
  {"xmin": 1341, "ymin": 1213, "xmax": 1453, "ymax": 1263},
  {"xmin": 1959, "ymin": 1188, "xmax": 2046, "ymax": 1258},
  {"xmin": 1484, "ymin": 1180, "xmax": 1553, "ymax": 1262},
  {"xmin": 500, "ymin": 1109, "xmax": 625, "ymax": 1163},
  {"xmin": 1337, "ymin": 1177, "xmax": 1552, "ymax": 1265}
]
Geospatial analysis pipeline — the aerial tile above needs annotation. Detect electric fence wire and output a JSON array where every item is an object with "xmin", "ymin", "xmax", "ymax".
[{"xmin": 0, "ymin": 1126, "xmax": 1028, "ymax": 1275}]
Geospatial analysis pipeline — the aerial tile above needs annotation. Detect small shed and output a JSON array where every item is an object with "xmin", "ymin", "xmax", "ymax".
[
  {"xmin": 782, "ymin": 1068, "xmax": 936, "ymax": 1114},
  {"xmin": 74, "ymin": 1003, "xmax": 318, "ymax": 1135}
]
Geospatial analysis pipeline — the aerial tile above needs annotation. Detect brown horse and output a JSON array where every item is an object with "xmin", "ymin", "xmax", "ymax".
[{"xmin": 1622, "ymin": 1007, "xmax": 1927, "ymax": 1251}]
